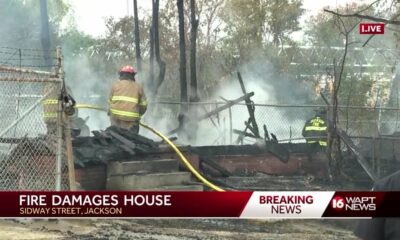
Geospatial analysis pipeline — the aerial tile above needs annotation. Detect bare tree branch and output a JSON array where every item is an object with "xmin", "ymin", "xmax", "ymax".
[
  {"xmin": 325, "ymin": 8, "xmax": 360, "ymax": 179},
  {"xmin": 362, "ymin": 12, "xmax": 400, "ymax": 47},
  {"xmin": 354, "ymin": 0, "xmax": 380, "ymax": 14},
  {"xmin": 324, "ymin": 8, "xmax": 400, "ymax": 25}
]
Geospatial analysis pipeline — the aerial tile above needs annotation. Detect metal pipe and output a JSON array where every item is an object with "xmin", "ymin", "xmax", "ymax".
[
  {"xmin": 0, "ymin": 77, "xmax": 60, "ymax": 83},
  {"xmin": 0, "ymin": 89, "xmax": 54, "ymax": 138},
  {"xmin": 55, "ymin": 98, "xmax": 62, "ymax": 191},
  {"xmin": 0, "ymin": 65, "xmax": 55, "ymax": 77}
]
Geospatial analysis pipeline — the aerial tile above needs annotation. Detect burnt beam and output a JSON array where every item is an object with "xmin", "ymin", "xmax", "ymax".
[
  {"xmin": 167, "ymin": 92, "xmax": 254, "ymax": 135},
  {"xmin": 237, "ymin": 72, "xmax": 260, "ymax": 138},
  {"xmin": 233, "ymin": 129, "xmax": 257, "ymax": 139}
]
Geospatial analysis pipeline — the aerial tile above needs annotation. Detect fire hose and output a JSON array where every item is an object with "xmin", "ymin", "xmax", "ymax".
[{"xmin": 74, "ymin": 103, "xmax": 225, "ymax": 192}]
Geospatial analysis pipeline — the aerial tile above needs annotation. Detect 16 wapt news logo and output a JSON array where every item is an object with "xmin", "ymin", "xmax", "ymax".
[{"xmin": 331, "ymin": 196, "xmax": 376, "ymax": 211}]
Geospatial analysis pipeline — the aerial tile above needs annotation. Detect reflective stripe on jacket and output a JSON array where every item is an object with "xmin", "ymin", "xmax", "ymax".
[
  {"xmin": 307, "ymin": 140, "xmax": 327, "ymax": 146},
  {"xmin": 108, "ymin": 79, "xmax": 147, "ymax": 122},
  {"xmin": 43, "ymin": 84, "xmax": 60, "ymax": 123},
  {"xmin": 43, "ymin": 98, "xmax": 59, "ymax": 122}
]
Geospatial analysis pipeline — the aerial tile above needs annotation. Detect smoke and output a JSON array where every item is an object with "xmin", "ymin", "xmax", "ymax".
[
  {"xmin": 63, "ymin": 52, "xmax": 113, "ymax": 134},
  {"xmin": 62, "ymin": 51, "xmax": 160, "ymax": 138},
  {"xmin": 193, "ymin": 57, "xmax": 314, "ymax": 145},
  {"xmin": 139, "ymin": 56, "xmax": 315, "ymax": 146},
  {"xmin": 0, "ymin": 1, "xmax": 312, "ymax": 147}
]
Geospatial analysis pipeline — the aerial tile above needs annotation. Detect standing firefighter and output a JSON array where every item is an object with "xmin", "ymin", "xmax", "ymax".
[
  {"xmin": 302, "ymin": 108, "xmax": 328, "ymax": 148},
  {"xmin": 108, "ymin": 65, "xmax": 147, "ymax": 134},
  {"xmin": 42, "ymin": 84, "xmax": 60, "ymax": 135},
  {"xmin": 42, "ymin": 85, "xmax": 76, "ymax": 135}
]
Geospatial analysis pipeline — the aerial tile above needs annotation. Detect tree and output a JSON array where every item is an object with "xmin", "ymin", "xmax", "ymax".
[
  {"xmin": 218, "ymin": 0, "xmax": 266, "ymax": 60},
  {"xmin": 218, "ymin": 0, "xmax": 304, "ymax": 60},
  {"xmin": 133, "ymin": 0, "xmax": 142, "ymax": 71},
  {"xmin": 302, "ymin": 3, "xmax": 381, "ymax": 109},
  {"xmin": 151, "ymin": 0, "xmax": 167, "ymax": 96},
  {"xmin": 0, "ymin": 0, "xmax": 70, "ymax": 50},
  {"xmin": 265, "ymin": 0, "xmax": 304, "ymax": 46},
  {"xmin": 177, "ymin": 0, "xmax": 188, "ymax": 105},
  {"xmin": 306, "ymin": 2, "xmax": 400, "ymax": 178},
  {"xmin": 189, "ymin": 0, "xmax": 199, "ymax": 102}
]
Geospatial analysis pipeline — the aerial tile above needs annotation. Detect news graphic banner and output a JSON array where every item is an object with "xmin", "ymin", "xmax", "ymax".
[
  {"xmin": 0, "ymin": 191, "xmax": 399, "ymax": 218},
  {"xmin": 359, "ymin": 22, "xmax": 385, "ymax": 34}
]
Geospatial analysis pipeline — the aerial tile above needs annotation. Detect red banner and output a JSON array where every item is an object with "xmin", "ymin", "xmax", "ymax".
[
  {"xmin": 1, "ymin": 191, "xmax": 252, "ymax": 218},
  {"xmin": 0, "ymin": 191, "xmax": 399, "ymax": 218},
  {"xmin": 323, "ymin": 192, "xmax": 400, "ymax": 218}
]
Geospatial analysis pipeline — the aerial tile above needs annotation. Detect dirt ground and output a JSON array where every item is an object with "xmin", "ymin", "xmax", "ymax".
[{"xmin": 0, "ymin": 219, "xmax": 359, "ymax": 240}]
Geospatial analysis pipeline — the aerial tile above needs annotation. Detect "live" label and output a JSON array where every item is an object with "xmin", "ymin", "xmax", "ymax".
[{"xmin": 359, "ymin": 23, "xmax": 385, "ymax": 34}]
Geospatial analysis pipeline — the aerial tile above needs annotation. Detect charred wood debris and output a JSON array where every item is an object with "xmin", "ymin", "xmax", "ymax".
[
  {"xmin": 73, "ymin": 126, "xmax": 160, "ymax": 167},
  {"xmin": 1, "ymin": 72, "xmax": 388, "ymax": 186},
  {"xmin": 1, "ymin": 71, "xmax": 288, "ymax": 173},
  {"xmin": 74, "ymin": 71, "xmax": 285, "ymax": 169},
  {"xmin": 167, "ymin": 71, "xmax": 290, "ymax": 161}
]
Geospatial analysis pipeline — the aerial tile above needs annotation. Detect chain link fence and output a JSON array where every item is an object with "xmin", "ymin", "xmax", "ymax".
[
  {"xmin": 142, "ymin": 101, "xmax": 400, "ymax": 177},
  {"xmin": 144, "ymin": 102, "xmax": 319, "ymax": 145},
  {"xmin": 0, "ymin": 47, "xmax": 69, "ymax": 190},
  {"xmin": 144, "ymin": 101, "xmax": 400, "ymax": 143}
]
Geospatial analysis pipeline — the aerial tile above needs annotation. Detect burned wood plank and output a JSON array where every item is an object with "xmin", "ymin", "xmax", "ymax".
[
  {"xmin": 124, "ymin": 133, "xmax": 158, "ymax": 148},
  {"xmin": 336, "ymin": 128, "xmax": 376, "ymax": 181},
  {"xmin": 263, "ymin": 125, "xmax": 270, "ymax": 141},
  {"xmin": 244, "ymin": 121, "xmax": 256, "ymax": 136},
  {"xmin": 92, "ymin": 131, "xmax": 111, "ymax": 146},
  {"xmin": 201, "ymin": 105, "xmax": 218, "ymax": 128},
  {"xmin": 237, "ymin": 72, "xmax": 260, "ymax": 138},
  {"xmin": 264, "ymin": 141, "xmax": 290, "ymax": 163},
  {"xmin": 167, "ymin": 92, "xmax": 255, "ymax": 135},
  {"xmin": 233, "ymin": 129, "xmax": 257, "ymax": 139},
  {"xmin": 200, "ymin": 92, "xmax": 254, "ymax": 120},
  {"xmin": 107, "ymin": 126, "xmax": 155, "ymax": 146},
  {"xmin": 235, "ymin": 120, "xmax": 257, "ymax": 144},
  {"xmin": 200, "ymin": 155, "xmax": 231, "ymax": 177},
  {"xmin": 107, "ymin": 131, "xmax": 136, "ymax": 155},
  {"xmin": 235, "ymin": 123, "xmax": 249, "ymax": 144}
]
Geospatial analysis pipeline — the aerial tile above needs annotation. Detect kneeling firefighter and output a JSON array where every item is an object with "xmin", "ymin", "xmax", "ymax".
[{"xmin": 108, "ymin": 65, "xmax": 147, "ymax": 134}]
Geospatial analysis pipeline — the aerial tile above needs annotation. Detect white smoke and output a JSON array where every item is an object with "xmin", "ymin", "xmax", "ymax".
[
  {"xmin": 62, "ymin": 50, "xmax": 314, "ymax": 145},
  {"xmin": 139, "ymin": 57, "xmax": 315, "ymax": 146}
]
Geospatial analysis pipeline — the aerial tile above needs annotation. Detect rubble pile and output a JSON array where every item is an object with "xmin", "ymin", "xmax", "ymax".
[{"xmin": 73, "ymin": 126, "xmax": 159, "ymax": 167}]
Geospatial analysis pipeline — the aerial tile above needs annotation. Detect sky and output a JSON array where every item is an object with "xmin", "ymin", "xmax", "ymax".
[
  {"xmin": 69, "ymin": 0, "xmax": 364, "ymax": 38},
  {"xmin": 69, "ymin": 0, "xmax": 152, "ymax": 37}
]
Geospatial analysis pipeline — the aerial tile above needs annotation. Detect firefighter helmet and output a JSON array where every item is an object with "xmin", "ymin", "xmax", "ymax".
[{"xmin": 119, "ymin": 65, "xmax": 137, "ymax": 74}]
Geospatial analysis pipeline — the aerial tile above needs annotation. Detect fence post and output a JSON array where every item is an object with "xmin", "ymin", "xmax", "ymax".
[
  {"xmin": 55, "ymin": 47, "xmax": 64, "ymax": 191},
  {"xmin": 64, "ymin": 114, "xmax": 76, "ymax": 191},
  {"xmin": 229, "ymin": 106, "xmax": 232, "ymax": 144}
]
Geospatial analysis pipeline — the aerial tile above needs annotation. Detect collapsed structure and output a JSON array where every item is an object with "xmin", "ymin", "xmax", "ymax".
[{"xmin": 0, "ymin": 47, "xmax": 399, "ymax": 192}]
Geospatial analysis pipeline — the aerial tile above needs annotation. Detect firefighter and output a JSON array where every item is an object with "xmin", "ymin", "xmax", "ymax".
[
  {"xmin": 42, "ymin": 83, "xmax": 60, "ymax": 135},
  {"xmin": 43, "ymin": 85, "xmax": 76, "ymax": 135},
  {"xmin": 302, "ymin": 108, "xmax": 328, "ymax": 148},
  {"xmin": 108, "ymin": 65, "xmax": 147, "ymax": 134}
]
